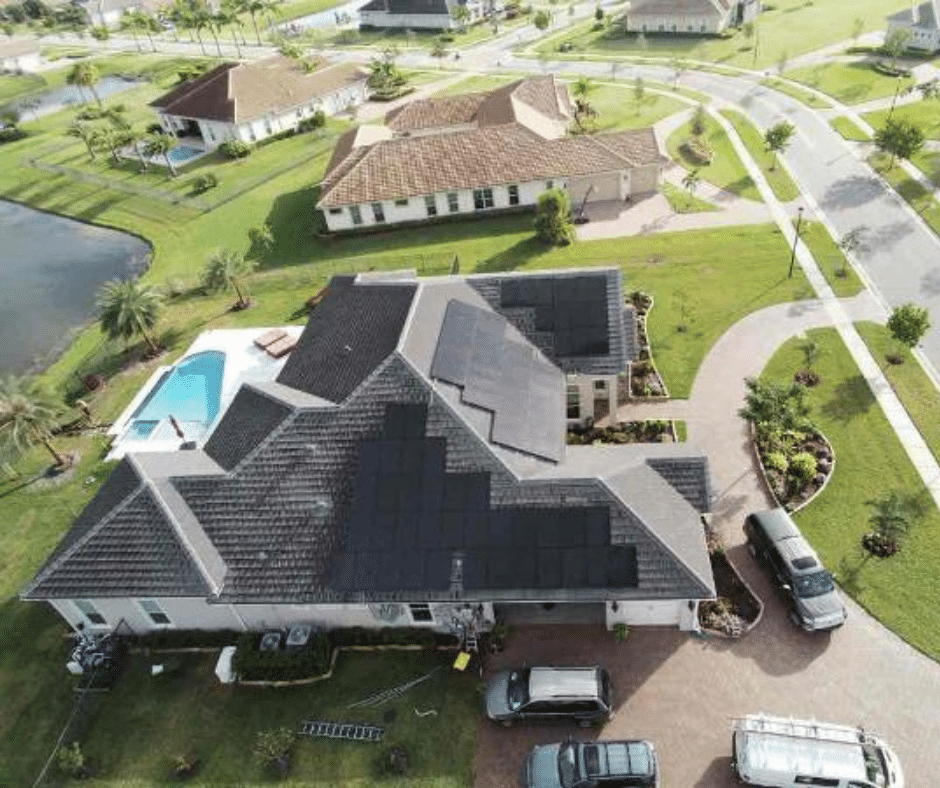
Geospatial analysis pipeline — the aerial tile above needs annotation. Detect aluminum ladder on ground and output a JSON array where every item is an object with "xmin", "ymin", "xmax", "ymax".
[{"xmin": 298, "ymin": 720, "xmax": 385, "ymax": 741}]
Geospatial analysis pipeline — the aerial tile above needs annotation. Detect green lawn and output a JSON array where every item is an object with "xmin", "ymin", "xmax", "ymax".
[
  {"xmin": 719, "ymin": 108, "xmax": 801, "ymax": 202},
  {"xmin": 760, "ymin": 78, "xmax": 833, "ymax": 109},
  {"xmin": 910, "ymin": 148, "xmax": 940, "ymax": 186},
  {"xmin": 869, "ymin": 152, "xmax": 940, "ymax": 237},
  {"xmin": 784, "ymin": 61, "xmax": 915, "ymax": 105},
  {"xmin": 766, "ymin": 329, "xmax": 940, "ymax": 661},
  {"xmin": 74, "ymin": 649, "xmax": 477, "ymax": 787},
  {"xmin": 863, "ymin": 97, "xmax": 940, "ymax": 139},
  {"xmin": 831, "ymin": 115, "xmax": 872, "ymax": 141},
  {"xmin": 661, "ymin": 181, "xmax": 720, "ymax": 213},
  {"xmin": 855, "ymin": 321, "xmax": 940, "ymax": 461},
  {"xmin": 797, "ymin": 220, "xmax": 864, "ymax": 297},
  {"xmin": 666, "ymin": 113, "xmax": 760, "ymax": 200},
  {"xmin": 278, "ymin": 0, "xmax": 348, "ymax": 22},
  {"xmin": 531, "ymin": 0, "xmax": 912, "ymax": 69}
]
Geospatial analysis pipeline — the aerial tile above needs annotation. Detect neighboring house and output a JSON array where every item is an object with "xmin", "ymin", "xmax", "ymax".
[
  {"xmin": 358, "ymin": 0, "xmax": 483, "ymax": 30},
  {"xmin": 624, "ymin": 0, "xmax": 760, "ymax": 35},
  {"xmin": 0, "ymin": 39, "xmax": 42, "ymax": 73},
  {"xmin": 150, "ymin": 56, "xmax": 368, "ymax": 150},
  {"xmin": 22, "ymin": 270, "xmax": 714, "ymax": 639},
  {"xmin": 886, "ymin": 0, "xmax": 940, "ymax": 52},
  {"xmin": 74, "ymin": 0, "xmax": 162, "ymax": 28},
  {"xmin": 318, "ymin": 75, "xmax": 664, "ymax": 232}
]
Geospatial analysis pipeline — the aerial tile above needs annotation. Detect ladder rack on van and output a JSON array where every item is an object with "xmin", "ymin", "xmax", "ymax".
[{"xmin": 730, "ymin": 715, "xmax": 876, "ymax": 747}]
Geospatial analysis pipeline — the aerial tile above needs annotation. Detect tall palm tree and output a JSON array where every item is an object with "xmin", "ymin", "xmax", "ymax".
[
  {"xmin": 0, "ymin": 375, "xmax": 67, "ymax": 467},
  {"xmin": 222, "ymin": 0, "xmax": 248, "ymax": 46},
  {"xmin": 129, "ymin": 127, "xmax": 150, "ymax": 171},
  {"xmin": 240, "ymin": 0, "xmax": 266, "ymax": 45},
  {"xmin": 96, "ymin": 279, "xmax": 164, "ymax": 355},
  {"xmin": 201, "ymin": 249, "xmax": 258, "ymax": 308},
  {"xmin": 572, "ymin": 76, "xmax": 597, "ymax": 132},
  {"xmin": 216, "ymin": 2, "xmax": 242, "ymax": 56},
  {"xmin": 121, "ymin": 9, "xmax": 144, "ymax": 51},
  {"xmin": 66, "ymin": 62, "xmax": 102, "ymax": 107},
  {"xmin": 99, "ymin": 127, "xmax": 132, "ymax": 164},
  {"xmin": 144, "ymin": 132, "xmax": 179, "ymax": 176}
]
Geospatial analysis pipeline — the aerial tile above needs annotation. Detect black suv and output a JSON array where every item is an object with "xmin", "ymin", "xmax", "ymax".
[
  {"xmin": 526, "ymin": 739, "xmax": 659, "ymax": 788},
  {"xmin": 744, "ymin": 508, "xmax": 846, "ymax": 631},
  {"xmin": 484, "ymin": 666, "xmax": 612, "ymax": 726}
]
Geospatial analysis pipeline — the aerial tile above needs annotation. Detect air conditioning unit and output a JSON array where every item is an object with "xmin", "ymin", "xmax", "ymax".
[
  {"xmin": 286, "ymin": 625, "xmax": 313, "ymax": 648},
  {"xmin": 259, "ymin": 631, "xmax": 283, "ymax": 651}
]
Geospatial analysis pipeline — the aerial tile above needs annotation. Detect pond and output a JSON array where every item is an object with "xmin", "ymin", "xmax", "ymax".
[
  {"xmin": 0, "ymin": 200, "xmax": 151, "ymax": 375},
  {"xmin": 5, "ymin": 75, "xmax": 143, "ymax": 121}
]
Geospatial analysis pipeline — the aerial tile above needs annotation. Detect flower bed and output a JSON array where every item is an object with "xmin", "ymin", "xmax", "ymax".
[
  {"xmin": 625, "ymin": 292, "xmax": 668, "ymax": 400},
  {"xmin": 566, "ymin": 420, "xmax": 675, "ymax": 445},
  {"xmin": 755, "ymin": 426, "xmax": 834, "ymax": 511},
  {"xmin": 698, "ymin": 551, "xmax": 762, "ymax": 638}
]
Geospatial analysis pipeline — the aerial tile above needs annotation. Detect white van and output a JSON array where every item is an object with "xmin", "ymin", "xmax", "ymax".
[{"xmin": 731, "ymin": 714, "xmax": 904, "ymax": 788}]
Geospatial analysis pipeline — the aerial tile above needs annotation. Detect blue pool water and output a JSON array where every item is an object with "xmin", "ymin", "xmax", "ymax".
[
  {"xmin": 129, "ymin": 350, "xmax": 226, "ymax": 440},
  {"xmin": 168, "ymin": 145, "xmax": 204, "ymax": 165}
]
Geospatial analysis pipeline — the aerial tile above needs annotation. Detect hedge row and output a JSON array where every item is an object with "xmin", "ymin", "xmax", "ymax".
[
  {"xmin": 232, "ymin": 632, "xmax": 332, "ymax": 682},
  {"xmin": 135, "ymin": 629, "xmax": 241, "ymax": 650},
  {"xmin": 329, "ymin": 627, "xmax": 459, "ymax": 649}
]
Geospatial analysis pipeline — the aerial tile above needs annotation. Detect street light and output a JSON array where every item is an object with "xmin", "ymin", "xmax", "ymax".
[{"xmin": 788, "ymin": 206, "xmax": 804, "ymax": 279}]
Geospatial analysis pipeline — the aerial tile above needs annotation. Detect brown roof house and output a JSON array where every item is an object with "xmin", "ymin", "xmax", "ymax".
[
  {"xmin": 318, "ymin": 75, "xmax": 664, "ymax": 232},
  {"xmin": 150, "ymin": 55, "xmax": 368, "ymax": 150},
  {"xmin": 22, "ymin": 269, "xmax": 714, "ymax": 640},
  {"xmin": 624, "ymin": 0, "xmax": 760, "ymax": 35},
  {"xmin": 887, "ymin": 1, "xmax": 940, "ymax": 52}
]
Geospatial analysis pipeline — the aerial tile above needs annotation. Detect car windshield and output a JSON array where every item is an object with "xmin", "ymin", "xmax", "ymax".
[
  {"xmin": 507, "ymin": 669, "xmax": 530, "ymax": 711},
  {"xmin": 558, "ymin": 742, "xmax": 579, "ymax": 788},
  {"xmin": 863, "ymin": 745, "xmax": 888, "ymax": 787},
  {"xmin": 793, "ymin": 570, "xmax": 835, "ymax": 597}
]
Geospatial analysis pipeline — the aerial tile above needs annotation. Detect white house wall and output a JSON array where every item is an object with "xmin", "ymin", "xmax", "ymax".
[
  {"xmin": 49, "ymin": 597, "xmax": 244, "ymax": 635},
  {"xmin": 888, "ymin": 18, "xmax": 940, "ymax": 52},
  {"xmin": 626, "ymin": 11, "xmax": 728, "ymax": 34},
  {"xmin": 323, "ymin": 178, "xmax": 569, "ymax": 232}
]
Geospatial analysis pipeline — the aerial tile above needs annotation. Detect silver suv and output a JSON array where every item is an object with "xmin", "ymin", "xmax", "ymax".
[
  {"xmin": 485, "ymin": 666, "xmax": 612, "ymax": 727},
  {"xmin": 744, "ymin": 508, "xmax": 846, "ymax": 631},
  {"xmin": 527, "ymin": 739, "xmax": 659, "ymax": 788}
]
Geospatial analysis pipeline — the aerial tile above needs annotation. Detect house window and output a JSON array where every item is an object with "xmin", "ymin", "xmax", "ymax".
[
  {"xmin": 688, "ymin": 23, "xmax": 693, "ymax": 31},
  {"xmin": 296, "ymin": 108, "xmax": 303, "ymax": 120},
  {"xmin": 658, "ymin": 23, "xmax": 664, "ymax": 31},
  {"xmin": 508, "ymin": 184, "xmax": 519, "ymax": 206},
  {"xmin": 593, "ymin": 379, "xmax": 606, "ymax": 392},
  {"xmin": 473, "ymin": 188, "xmax": 494, "ymax": 210},
  {"xmin": 425, "ymin": 195, "xmax": 438, "ymax": 217},
  {"xmin": 74, "ymin": 600, "xmax": 106, "ymax": 626},
  {"xmin": 328, "ymin": 207, "xmax": 342, "ymax": 215},
  {"xmin": 567, "ymin": 384, "xmax": 580, "ymax": 419},
  {"xmin": 671, "ymin": 23, "xmax": 677, "ymax": 31},
  {"xmin": 409, "ymin": 603, "xmax": 433, "ymax": 622},
  {"xmin": 394, "ymin": 198, "xmax": 409, "ymax": 207},
  {"xmin": 350, "ymin": 205, "xmax": 362, "ymax": 225},
  {"xmin": 447, "ymin": 192, "xmax": 460, "ymax": 213},
  {"xmin": 139, "ymin": 599, "xmax": 171, "ymax": 626},
  {"xmin": 264, "ymin": 118, "xmax": 273, "ymax": 135},
  {"xmin": 700, "ymin": 22, "xmax": 706, "ymax": 32},
  {"xmin": 545, "ymin": 180, "xmax": 554, "ymax": 190},
  {"xmin": 371, "ymin": 202, "xmax": 385, "ymax": 223}
]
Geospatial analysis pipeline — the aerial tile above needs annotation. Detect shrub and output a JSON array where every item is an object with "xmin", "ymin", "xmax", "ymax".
[
  {"xmin": 376, "ymin": 745, "xmax": 410, "ymax": 777},
  {"xmin": 680, "ymin": 137, "xmax": 713, "ymax": 165},
  {"xmin": 254, "ymin": 728, "xmax": 294, "ymax": 777},
  {"xmin": 56, "ymin": 742, "xmax": 89, "ymax": 779},
  {"xmin": 191, "ymin": 172, "xmax": 218, "ymax": 195},
  {"xmin": 297, "ymin": 110, "xmax": 325, "ymax": 133},
  {"xmin": 788, "ymin": 451, "xmax": 817, "ymax": 482},
  {"xmin": 764, "ymin": 451, "xmax": 788, "ymax": 474},
  {"xmin": 90, "ymin": 25, "xmax": 109, "ymax": 40},
  {"xmin": 232, "ymin": 632, "xmax": 332, "ymax": 681},
  {"xmin": 137, "ymin": 629, "xmax": 240, "ymax": 650},
  {"xmin": 0, "ymin": 126, "xmax": 26, "ymax": 144},
  {"xmin": 219, "ymin": 140, "xmax": 251, "ymax": 159},
  {"xmin": 146, "ymin": 122, "xmax": 163, "ymax": 135}
]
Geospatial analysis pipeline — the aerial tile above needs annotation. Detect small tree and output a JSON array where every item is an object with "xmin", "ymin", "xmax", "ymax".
[
  {"xmin": 671, "ymin": 57, "xmax": 687, "ymax": 90},
  {"xmin": 681, "ymin": 168, "xmax": 700, "ymax": 211},
  {"xmin": 838, "ymin": 225, "xmax": 869, "ymax": 277},
  {"xmin": 763, "ymin": 121, "xmax": 795, "ymax": 170},
  {"xmin": 633, "ymin": 75, "xmax": 645, "ymax": 115},
  {"xmin": 96, "ymin": 278, "xmax": 164, "ymax": 355},
  {"xmin": 254, "ymin": 728, "xmax": 294, "ymax": 778},
  {"xmin": 145, "ymin": 132, "xmax": 180, "ymax": 176},
  {"xmin": 572, "ymin": 76, "xmax": 597, "ymax": 131},
  {"xmin": 874, "ymin": 118, "xmax": 925, "ymax": 168},
  {"xmin": 738, "ymin": 378, "xmax": 812, "ymax": 433},
  {"xmin": 533, "ymin": 9, "xmax": 550, "ymax": 30},
  {"xmin": 863, "ymin": 490, "xmax": 927, "ymax": 557},
  {"xmin": 67, "ymin": 120, "xmax": 101, "ymax": 160},
  {"xmin": 0, "ymin": 375, "xmax": 67, "ymax": 468},
  {"xmin": 55, "ymin": 742, "xmax": 89, "ymax": 779},
  {"xmin": 534, "ymin": 188, "xmax": 574, "ymax": 246},
  {"xmin": 887, "ymin": 303, "xmax": 930, "ymax": 359},
  {"xmin": 882, "ymin": 27, "xmax": 912, "ymax": 70},
  {"xmin": 594, "ymin": 4, "xmax": 603, "ymax": 20},
  {"xmin": 67, "ymin": 62, "xmax": 101, "ymax": 107},
  {"xmin": 796, "ymin": 339, "xmax": 821, "ymax": 386},
  {"xmin": 689, "ymin": 104, "xmax": 707, "ymax": 138},
  {"xmin": 450, "ymin": 2, "xmax": 470, "ymax": 32},
  {"xmin": 202, "ymin": 249, "xmax": 259, "ymax": 309}
]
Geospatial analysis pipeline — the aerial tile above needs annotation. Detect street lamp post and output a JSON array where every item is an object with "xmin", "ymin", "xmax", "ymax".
[
  {"xmin": 888, "ymin": 78, "xmax": 903, "ymax": 121},
  {"xmin": 788, "ymin": 206, "xmax": 804, "ymax": 279}
]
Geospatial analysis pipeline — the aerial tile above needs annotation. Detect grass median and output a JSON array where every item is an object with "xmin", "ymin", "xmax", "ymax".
[{"xmin": 719, "ymin": 108, "xmax": 800, "ymax": 202}]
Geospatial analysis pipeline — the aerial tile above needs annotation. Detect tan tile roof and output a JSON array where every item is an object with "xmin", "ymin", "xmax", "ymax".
[
  {"xmin": 319, "ymin": 125, "xmax": 659, "ymax": 207},
  {"xmin": 151, "ymin": 56, "xmax": 367, "ymax": 123},
  {"xmin": 386, "ymin": 75, "xmax": 570, "ymax": 132}
]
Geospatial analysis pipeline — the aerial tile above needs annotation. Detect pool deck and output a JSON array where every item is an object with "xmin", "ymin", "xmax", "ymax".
[{"xmin": 107, "ymin": 326, "xmax": 303, "ymax": 460}]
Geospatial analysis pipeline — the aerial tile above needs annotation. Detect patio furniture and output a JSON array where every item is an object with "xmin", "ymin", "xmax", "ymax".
[
  {"xmin": 266, "ymin": 334, "xmax": 298, "ymax": 358},
  {"xmin": 254, "ymin": 328, "xmax": 287, "ymax": 349}
]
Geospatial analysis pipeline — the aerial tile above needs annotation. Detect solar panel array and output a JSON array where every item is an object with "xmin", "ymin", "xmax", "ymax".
[
  {"xmin": 500, "ymin": 274, "xmax": 610, "ymax": 357},
  {"xmin": 329, "ymin": 404, "xmax": 638, "ymax": 595},
  {"xmin": 430, "ymin": 300, "xmax": 563, "ymax": 462}
]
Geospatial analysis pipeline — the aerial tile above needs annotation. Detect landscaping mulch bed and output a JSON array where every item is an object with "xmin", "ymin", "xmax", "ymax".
[{"xmin": 698, "ymin": 552, "xmax": 761, "ymax": 638}]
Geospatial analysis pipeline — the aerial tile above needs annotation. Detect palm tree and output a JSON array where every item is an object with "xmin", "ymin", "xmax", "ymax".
[
  {"xmin": 216, "ymin": 3, "xmax": 243, "ymax": 56},
  {"xmin": 201, "ymin": 249, "xmax": 259, "ymax": 308},
  {"xmin": 67, "ymin": 62, "xmax": 102, "ymax": 107},
  {"xmin": 128, "ymin": 127, "xmax": 151, "ymax": 171},
  {"xmin": 121, "ymin": 9, "xmax": 145, "ymax": 51},
  {"xmin": 240, "ymin": 0, "xmax": 266, "ymax": 45},
  {"xmin": 572, "ymin": 76, "xmax": 597, "ymax": 132},
  {"xmin": 96, "ymin": 278, "xmax": 164, "ymax": 355},
  {"xmin": 144, "ymin": 132, "xmax": 179, "ymax": 176},
  {"xmin": 67, "ymin": 121, "xmax": 101, "ymax": 160},
  {"xmin": 0, "ymin": 375, "xmax": 67, "ymax": 467},
  {"xmin": 681, "ymin": 168, "xmax": 700, "ymax": 210}
]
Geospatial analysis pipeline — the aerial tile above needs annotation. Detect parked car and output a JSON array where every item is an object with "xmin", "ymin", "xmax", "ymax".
[
  {"xmin": 527, "ymin": 739, "xmax": 659, "ymax": 788},
  {"xmin": 744, "ymin": 508, "xmax": 847, "ymax": 631},
  {"xmin": 731, "ymin": 713, "xmax": 904, "ymax": 788},
  {"xmin": 484, "ymin": 666, "xmax": 612, "ymax": 727}
]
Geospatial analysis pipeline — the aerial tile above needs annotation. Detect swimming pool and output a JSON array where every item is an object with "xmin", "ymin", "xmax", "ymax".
[
  {"xmin": 167, "ymin": 145, "xmax": 205, "ymax": 165},
  {"xmin": 127, "ymin": 350, "xmax": 225, "ymax": 441}
]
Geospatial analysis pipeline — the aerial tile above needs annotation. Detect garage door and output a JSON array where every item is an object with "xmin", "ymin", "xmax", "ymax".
[
  {"xmin": 629, "ymin": 165, "xmax": 660, "ymax": 196},
  {"xmin": 569, "ymin": 173, "xmax": 621, "ymax": 205}
]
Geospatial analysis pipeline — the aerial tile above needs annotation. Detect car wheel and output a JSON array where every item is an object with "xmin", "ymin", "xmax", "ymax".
[
  {"xmin": 747, "ymin": 541, "xmax": 757, "ymax": 558},
  {"xmin": 788, "ymin": 610, "xmax": 802, "ymax": 628},
  {"xmin": 500, "ymin": 719, "xmax": 514, "ymax": 728}
]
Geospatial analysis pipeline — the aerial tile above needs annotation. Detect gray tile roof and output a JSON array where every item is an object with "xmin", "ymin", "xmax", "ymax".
[
  {"xmin": 467, "ymin": 268, "xmax": 630, "ymax": 375},
  {"xmin": 888, "ymin": 0, "xmax": 940, "ymax": 28},
  {"xmin": 24, "ymin": 274, "xmax": 714, "ymax": 605},
  {"xmin": 204, "ymin": 385, "xmax": 294, "ymax": 471}
]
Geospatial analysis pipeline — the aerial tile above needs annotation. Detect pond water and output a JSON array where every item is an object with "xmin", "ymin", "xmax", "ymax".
[
  {"xmin": 0, "ymin": 200, "xmax": 151, "ymax": 374},
  {"xmin": 6, "ymin": 75, "xmax": 143, "ymax": 121}
]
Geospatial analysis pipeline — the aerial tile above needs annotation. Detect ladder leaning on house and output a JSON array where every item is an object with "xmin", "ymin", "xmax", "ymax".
[{"xmin": 298, "ymin": 720, "xmax": 385, "ymax": 741}]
